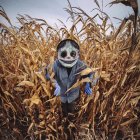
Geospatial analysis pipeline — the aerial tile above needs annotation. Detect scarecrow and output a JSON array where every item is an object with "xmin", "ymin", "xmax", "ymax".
[{"xmin": 45, "ymin": 39, "xmax": 98, "ymax": 139}]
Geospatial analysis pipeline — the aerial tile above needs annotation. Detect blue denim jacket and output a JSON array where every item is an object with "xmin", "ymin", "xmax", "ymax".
[{"xmin": 53, "ymin": 59, "xmax": 91, "ymax": 103}]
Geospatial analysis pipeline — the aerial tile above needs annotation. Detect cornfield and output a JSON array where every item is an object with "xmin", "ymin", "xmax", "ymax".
[{"xmin": 0, "ymin": 0, "xmax": 140, "ymax": 140}]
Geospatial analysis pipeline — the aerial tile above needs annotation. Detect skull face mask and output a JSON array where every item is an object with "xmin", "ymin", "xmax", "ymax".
[{"xmin": 57, "ymin": 40, "xmax": 79, "ymax": 68}]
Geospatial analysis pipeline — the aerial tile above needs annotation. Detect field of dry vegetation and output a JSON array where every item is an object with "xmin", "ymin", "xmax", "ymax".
[{"xmin": 0, "ymin": 0, "xmax": 140, "ymax": 140}]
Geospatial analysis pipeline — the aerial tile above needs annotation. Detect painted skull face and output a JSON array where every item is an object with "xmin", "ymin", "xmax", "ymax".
[{"xmin": 58, "ymin": 41, "xmax": 79, "ymax": 68}]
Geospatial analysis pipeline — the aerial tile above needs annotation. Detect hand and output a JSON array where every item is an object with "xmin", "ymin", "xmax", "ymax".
[
  {"xmin": 54, "ymin": 82, "xmax": 61, "ymax": 96},
  {"xmin": 84, "ymin": 83, "xmax": 92, "ymax": 95}
]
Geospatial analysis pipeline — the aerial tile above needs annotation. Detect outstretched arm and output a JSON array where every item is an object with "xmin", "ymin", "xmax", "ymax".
[
  {"xmin": 45, "ymin": 66, "xmax": 51, "ymax": 80},
  {"xmin": 78, "ymin": 61, "xmax": 99, "ymax": 95},
  {"xmin": 45, "ymin": 61, "xmax": 61, "ymax": 96}
]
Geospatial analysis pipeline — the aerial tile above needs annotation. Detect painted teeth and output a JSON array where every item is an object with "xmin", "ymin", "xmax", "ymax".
[{"xmin": 60, "ymin": 59, "xmax": 75, "ymax": 64}]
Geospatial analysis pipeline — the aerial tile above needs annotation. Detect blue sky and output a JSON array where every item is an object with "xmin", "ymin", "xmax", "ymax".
[{"xmin": 0, "ymin": 0, "xmax": 136, "ymax": 28}]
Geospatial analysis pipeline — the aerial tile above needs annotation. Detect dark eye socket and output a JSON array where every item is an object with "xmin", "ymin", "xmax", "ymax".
[
  {"xmin": 61, "ymin": 51, "xmax": 67, "ymax": 58},
  {"xmin": 70, "ymin": 51, "xmax": 76, "ymax": 57}
]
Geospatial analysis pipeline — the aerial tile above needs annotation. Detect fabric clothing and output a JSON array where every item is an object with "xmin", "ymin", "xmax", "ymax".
[
  {"xmin": 53, "ymin": 59, "xmax": 90, "ymax": 103},
  {"xmin": 66, "ymin": 67, "xmax": 72, "ymax": 76},
  {"xmin": 61, "ymin": 101, "xmax": 75, "ymax": 117},
  {"xmin": 61, "ymin": 97, "xmax": 80, "ymax": 118},
  {"xmin": 61, "ymin": 99, "xmax": 79, "ymax": 140}
]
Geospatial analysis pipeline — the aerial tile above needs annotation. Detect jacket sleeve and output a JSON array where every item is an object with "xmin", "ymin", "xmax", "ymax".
[
  {"xmin": 78, "ymin": 60, "xmax": 98, "ymax": 86},
  {"xmin": 52, "ymin": 61, "xmax": 57, "ymax": 79},
  {"xmin": 45, "ymin": 60, "xmax": 57, "ymax": 81},
  {"xmin": 45, "ymin": 65, "xmax": 50, "ymax": 80},
  {"xmin": 78, "ymin": 60, "xmax": 93, "ymax": 79}
]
